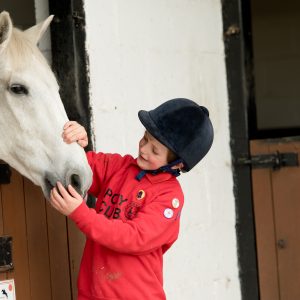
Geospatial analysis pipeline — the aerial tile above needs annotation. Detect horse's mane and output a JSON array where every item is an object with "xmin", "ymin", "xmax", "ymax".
[{"xmin": 6, "ymin": 28, "xmax": 50, "ymax": 69}]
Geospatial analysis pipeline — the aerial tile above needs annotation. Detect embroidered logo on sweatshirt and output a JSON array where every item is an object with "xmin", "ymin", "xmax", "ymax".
[{"xmin": 125, "ymin": 190, "xmax": 146, "ymax": 220}]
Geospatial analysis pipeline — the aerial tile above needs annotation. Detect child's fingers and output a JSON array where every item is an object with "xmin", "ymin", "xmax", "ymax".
[
  {"xmin": 63, "ymin": 134, "xmax": 81, "ymax": 144},
  {"xmin": 63, "ymin": 120, "xmax": 78, "ymax": 129},
  {"xmin": 57, "ymin": 182, "xmax": 72, "ymax": 200},
  {"xmin": 65, "ymin": 128, "xmax": 87, "ymax": 141},
  {"xmin": 62, "ymin": 122, "xmax": 80, "ymax": 140},
  {"xmin": 50, "ymin": 188, "xmax": 64, "ymax": 210},
  {"xmin": 63, "ymin": 126, "xmax": 87, "ymax": 144},
  {"xmin": 75, "ymin": 131, "xmax": 88, "ymax": 147},
  {"xmin": 68, "ymin": 184, "xmax": 82, "ymax": 200},
  {"xmin": 50, "ymin": 183, "xmax": 82, "ymax": 216},
  {"xmin": 63, "ymin": 125, "xmax": 83, "ymax": 139},
  {"xmin": 77, "ymin": 139, "xmax": 88, "ymax": 148}
]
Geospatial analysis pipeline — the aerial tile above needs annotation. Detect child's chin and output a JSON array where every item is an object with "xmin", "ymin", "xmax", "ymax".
[
  {"xmin": 137, "ymin": 158, "xmax": 145, "ymax": 169},
  {"xmin": 137, "ymin": 158, "xmax": 148, "ymax": 170}
]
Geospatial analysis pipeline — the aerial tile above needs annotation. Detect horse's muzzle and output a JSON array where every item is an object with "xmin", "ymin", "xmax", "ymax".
[{"xmin": 44, "ymin": 171, "xmax": 87, "ymax": 200}]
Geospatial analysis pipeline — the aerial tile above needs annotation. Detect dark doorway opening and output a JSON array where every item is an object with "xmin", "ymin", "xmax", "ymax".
[{"xmin": 250, "ymin": 0, "xmax": 300, "ymax": 139}]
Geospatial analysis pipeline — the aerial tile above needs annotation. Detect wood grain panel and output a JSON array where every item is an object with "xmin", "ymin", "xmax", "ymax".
[
  {"xmin": 269, "ymin": 141, "xmax": 300, "ymax": 300},
  {"xmin": 250, "ymin": 140, "xmax": 280, "ymax": 300},
  {"xmin": 24, "ymin": 178, "xmax": 52, "ymax": 300},
  {"xmin": 67, "ymin": 219, "xmax": 85, "ymax": 299},
  {"xmin": 1, "ymin": 169, "xmax": 81, "ymax": 299},
  {"xmin": 0, "ymin": 184, "xmax": 7, "ymax": 281},
  {"xmin": 46, "ymin": 204, "xmax": 72, "ymax": 300},
  {"xmin": 1, "ymin": 169, "xmax": 31, "ymax": 299}
]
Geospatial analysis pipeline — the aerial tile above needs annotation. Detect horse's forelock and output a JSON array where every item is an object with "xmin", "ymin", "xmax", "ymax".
[
  {"xmin": 6, "ymin": 28, "xmax": 49, "ymax": 69},
  {"xmin": 1, "ymin": 27, "xmax": 58, "ymax": 88}
]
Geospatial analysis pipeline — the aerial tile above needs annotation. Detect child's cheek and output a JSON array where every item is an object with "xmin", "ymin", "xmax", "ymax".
[{"xmin": 150, "ymin": 159, "xmax": 160, "ymax": 170}]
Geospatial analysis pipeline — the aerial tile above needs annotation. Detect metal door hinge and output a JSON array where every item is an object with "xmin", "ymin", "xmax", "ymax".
[
  {"xmin": 237, "ymin": 151, "xmax": 299, "ymax": 170},
  {"xmin": 0, "ymin": 236, "xmax": 13, "ymax": 272},
  {"xmin": 0, "ymin": 163, "xmax": 11, "ymax": 184}
]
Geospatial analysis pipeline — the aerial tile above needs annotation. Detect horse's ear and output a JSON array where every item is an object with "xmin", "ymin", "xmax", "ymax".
[
  {"xmin": 24, "ymin": 15, "xmax": 54, "ymax": 45},
  {"xmin": 0, "ymin": 11, "xmax": 13, "ymax": 53}
]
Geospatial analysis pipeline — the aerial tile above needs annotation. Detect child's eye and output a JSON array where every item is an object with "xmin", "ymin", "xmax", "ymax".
[{"xmin": 140, "ymin": 137, "xmax": 147, "ymax": 146}]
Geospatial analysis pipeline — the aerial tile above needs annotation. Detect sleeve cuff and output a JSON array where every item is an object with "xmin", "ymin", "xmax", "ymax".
[{"xmin": 69, "ymin": 201, "xmax": 90, "ymax": 223}]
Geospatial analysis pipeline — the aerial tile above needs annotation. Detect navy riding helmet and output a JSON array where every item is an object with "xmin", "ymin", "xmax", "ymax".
[{"xmin": 138, "ymin": 98, "xmax": 214, "ymax": 172}]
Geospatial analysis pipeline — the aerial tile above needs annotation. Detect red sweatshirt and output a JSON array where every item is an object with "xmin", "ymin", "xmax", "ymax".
[{"xmin": 69, "ymin": 151, "xmax": 184, "ymax": 300}]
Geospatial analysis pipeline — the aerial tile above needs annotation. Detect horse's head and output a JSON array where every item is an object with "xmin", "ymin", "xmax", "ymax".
[{"xmin": 0, "ymin": 11, "xmax": 92, "ymax": 199}]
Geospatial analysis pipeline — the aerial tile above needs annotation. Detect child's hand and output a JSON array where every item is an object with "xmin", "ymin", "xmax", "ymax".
[
  {"xmin": 50, "ymin": 182, "xmax": 83, "ymax": 216},
  {"xmin": 62, "ymin": 121, "xmax": 88, "ymax": 148}
]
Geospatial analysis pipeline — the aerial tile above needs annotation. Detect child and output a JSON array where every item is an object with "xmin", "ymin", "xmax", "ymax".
[{"xmin": 50, "ymin": 98, "xmax": 214, "ymax": 300}]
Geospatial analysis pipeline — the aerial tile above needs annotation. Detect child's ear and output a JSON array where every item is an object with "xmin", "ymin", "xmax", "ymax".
[{"xmin": 171, "ymin": 162, "xmax": 185, "ymax": 170}]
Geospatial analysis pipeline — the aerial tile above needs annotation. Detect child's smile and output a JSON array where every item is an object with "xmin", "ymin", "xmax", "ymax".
[{"xmin": 137, "ymin": 131, "xmax": 169, "ymax": 170}]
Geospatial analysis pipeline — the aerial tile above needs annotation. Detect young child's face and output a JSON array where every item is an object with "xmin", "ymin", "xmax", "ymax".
[{"xmin": 137, "ymin": 131, "xmax": 169, "ymax": 170}]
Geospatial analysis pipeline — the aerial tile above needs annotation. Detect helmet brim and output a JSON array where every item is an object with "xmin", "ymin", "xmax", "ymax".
[{"xmin": 138, "ymin": 110, "xmax": 176, "ymax": 155}]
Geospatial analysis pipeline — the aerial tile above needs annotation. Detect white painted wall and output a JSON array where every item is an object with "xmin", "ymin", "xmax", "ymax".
[
  {"xmin": 84, "ymin": 1, "xmax": 241, "ymax": 299},
  {"xmin": 34, "ymin": 0, "xmax": 52, "ymax": 62}
]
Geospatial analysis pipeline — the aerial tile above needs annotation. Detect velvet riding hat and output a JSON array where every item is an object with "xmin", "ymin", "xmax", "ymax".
[{"xmin": 138, "ymin": 98, "xmax": 214, "ymax": 171}]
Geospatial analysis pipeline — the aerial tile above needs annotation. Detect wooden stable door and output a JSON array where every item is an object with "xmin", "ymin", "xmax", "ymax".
[
  {"xmin": 251, "ymin": 139, "xmax": 300, "ymax": 300},
  {"xmin": 0, "ymin": 167, "xmax": 84, "ymax": 300}
]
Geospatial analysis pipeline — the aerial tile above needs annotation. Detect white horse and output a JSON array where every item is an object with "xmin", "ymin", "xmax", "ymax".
[{"xmin": 0, "ymin": 11, "xmax": 92, "ymax": 199}]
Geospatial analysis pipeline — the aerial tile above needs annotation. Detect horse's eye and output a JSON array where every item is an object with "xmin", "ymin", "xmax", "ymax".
[{"xmin": 9, "ymin": 84, "xmax": 29, "ymax": 95}]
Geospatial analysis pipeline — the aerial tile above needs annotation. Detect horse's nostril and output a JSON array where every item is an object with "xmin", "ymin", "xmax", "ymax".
[{"xmin": 70, "ymin": 174, "xmax": 81, "ymax": 192}]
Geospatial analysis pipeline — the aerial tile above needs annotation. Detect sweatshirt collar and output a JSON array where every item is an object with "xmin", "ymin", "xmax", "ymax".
[
  {"xmin": 145, "ymin": 171, "xmax": 173, "ymax": 183},
  {"xmin": 132, "ymin": 159, "xmax": 177, "ymax": 183}
]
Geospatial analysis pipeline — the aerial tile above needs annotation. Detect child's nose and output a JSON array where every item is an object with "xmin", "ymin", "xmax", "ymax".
[
  {"xmin": 139, "ymin": 143, "xmax": 148, "ymax": 155},
  {"xmin": 139, "ymin": 145, "xmax": 146, "ymax": 154}
]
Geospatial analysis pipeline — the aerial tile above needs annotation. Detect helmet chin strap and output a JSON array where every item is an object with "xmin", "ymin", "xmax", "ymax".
[{"xmin": 135, "ymin": 159, "xmax": 183, "ymax": 181}]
